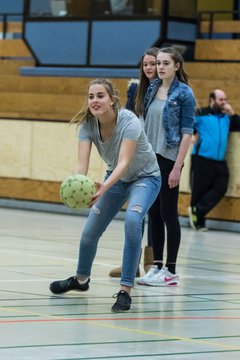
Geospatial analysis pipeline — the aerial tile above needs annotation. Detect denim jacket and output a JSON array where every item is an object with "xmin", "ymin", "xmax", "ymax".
[{"xmin": 143, "ymin": 76, "xmax": 196, "ymax": 147}]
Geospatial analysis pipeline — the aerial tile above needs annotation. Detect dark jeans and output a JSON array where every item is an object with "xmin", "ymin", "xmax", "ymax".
[
  {"xmin": 190, "ymin": 155, "xmax": 229, "ymax": 222},
  {"xmin": 148, "ymin": 154, "xmax": 181, "ymax": 264}
]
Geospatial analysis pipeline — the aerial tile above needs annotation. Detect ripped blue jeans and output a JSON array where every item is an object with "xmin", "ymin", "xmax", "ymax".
[{"xmin": 76, "ymin": 174, "xmax": 161, "ymax": 287}]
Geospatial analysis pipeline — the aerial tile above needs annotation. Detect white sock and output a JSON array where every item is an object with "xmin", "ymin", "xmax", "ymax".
[{"xmin": 76, "ymin": 276, "xmax": 89, "ymax": 285}]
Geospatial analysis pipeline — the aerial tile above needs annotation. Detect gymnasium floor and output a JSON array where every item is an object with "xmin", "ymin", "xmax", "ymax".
[{"xmin": 0, "ymin": 207, "xmax": 239, "ymax": 360}]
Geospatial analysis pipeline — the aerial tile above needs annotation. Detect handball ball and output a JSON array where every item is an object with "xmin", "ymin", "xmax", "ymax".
[{"xmin": 60, "ymin": 174, "xmax": 96, "ymax": 209}]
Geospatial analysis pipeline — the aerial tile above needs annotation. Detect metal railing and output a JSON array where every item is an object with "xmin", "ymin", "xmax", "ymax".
[
  {"xmin": 0, "ymin": 13, "xmax": 23, "ymax": 39},
  {"xmin": 0, "ymin": 5, "xmax": 196, "ymax": 67},
  {"xmin": 197, "ymin": 10, "xmax": 240, "ymax": 39}
]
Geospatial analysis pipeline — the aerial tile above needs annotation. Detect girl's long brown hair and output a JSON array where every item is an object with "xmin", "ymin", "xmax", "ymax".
[
  {"xmin": 134, "ymin": 47, "xmax": 159, "ymax": 116},
  {"xmin": 70, "ymin": 78, "xmax": 121, "ymax": 126}
]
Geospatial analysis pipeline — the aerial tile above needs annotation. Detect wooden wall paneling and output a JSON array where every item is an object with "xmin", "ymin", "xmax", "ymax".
[
  {"xmin": 200, "ymin": 20, "xmax": 240, "ymax": 33},
  {"xmin": 189, "ymin": 79, "xmax": 240, "ymax": 113},
  {"xmin": 0, "ymin": 60, "xmax": 35, "ymax": 75},
  {"xmin": 2, "ymin": 93, "xmax": 238, "ymax": 122},
  {"xmin": 1, "ymin": 178, "xmax": 240, "ymax": 221},
  {"xmin": 0, "ymin": 120, "xmax": 32, "ymax": 178},
  {"xmin": 189, "ymin": 79, "xmax": 240, "ymax": 99},
  {"xmin": 0, "ymin": 76, "xmax": 89, "ymax": 94},
  {"xmin": 197, "ymin": 0, "xmax": 234, "ymax": 19},
  {"xmin": 195, "ymin": 39, "xmax": 240, "ymax": 60},
  {"xmin": 0, "ymin": 93, "xmax": 81, "ymax": 120},
  {"xmin": 6, "ymin": 22, "xmax": 23, "ymax": 33},
  {"xmin": 185, "ymin": 62, "xmax": 240, "ymax": 80},
  {"xmin": 0, "ymin": 178, "xmax": 61, "ymax": 203},
  {"xmin": 225, "ymin": 133, "xmax": 240, "ymax": 197},
  {"xmin": 178, "ymin": 193, "xmax": 240, "ymax": 221},
  {"xmin": 0, "ymin": 119, "xmax": 107, "ymax": 182},
  {"xmin": 0, "ymin": 40, "xmax": 32, "ymax": 58},
  {"xmin": 0, "ymin": 76, "xmax": 128, "ymax": 95},
  {"xmin": 190, "ymin": 79, "xmax": 240, "ymax": 96},
  {"xmin": 0, "ymin": 111, "xmax": 70, "ymax": 121},
  {"xmin": 0, "ymin": 77, "xmax": 128, "ymax": 121},
  {"xmin": 0, "ymin": 22, "xmax": 22, "ymax": 34}
]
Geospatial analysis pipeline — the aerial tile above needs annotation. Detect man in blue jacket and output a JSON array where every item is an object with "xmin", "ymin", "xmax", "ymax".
[{"xmin": 188, "ymin": 89, "xmax": 240, "ymax": 231}]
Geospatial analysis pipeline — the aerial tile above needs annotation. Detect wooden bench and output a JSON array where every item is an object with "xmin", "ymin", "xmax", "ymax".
[
  {"xmin": 0, "ymin": 59, "xmax": 35, "ymax": 74},
  {"xmin": 195, "ymin": 39, "xmax": 240, "ymax": 61},
  {"xmin": 0, "ymin": 76, "xmax": 128, "ymax": 120},
  {"xmin": 0, "ymin": 21, "xmax": 22, "ymax": 35},
  {"xmin": 200, "ymin": 20, "xmax": 240, "ymax": 34},
  {"xmin": 0, "ymin": 92, "xmax": 81, "ymax": 121},
  {"xmin": 0, "ymin": 75, "xmax": 128, "ymax": 95},
  {"xmin": 185, "ymin": 62, "xmax": 240, "ymax": 80},
  {"xmin": 0, "ymin": 39, "xmax": 33, "ymax": 58}
]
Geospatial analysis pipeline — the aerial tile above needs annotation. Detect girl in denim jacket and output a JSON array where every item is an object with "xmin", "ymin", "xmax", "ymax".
[{"xmin": 138, "ymin": 47, "xmax": 196, "ymax": 287}]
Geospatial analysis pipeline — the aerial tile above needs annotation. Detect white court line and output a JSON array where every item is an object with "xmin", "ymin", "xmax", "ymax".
[
  {"xmin": 0, "ymin": 249, "xmax": 76, "ymax": 262},
  {"xmin": 0, "ymin": 276, "xmax": 239, "ymax": 281},
  {"xmin": 0, "ymin": 279, "xmax": 55, "ymax": 282},
  {"xmin": 0, "ymin": 249, "xmax": 116, "ymax": 267},
  {"xmin": 2, "ymin": 251, "xmax": 239, "ymax": 283},
  {"xmin": 1, "ymin": 249, "xmax": 117, "ymax": 267},
  {"xmin": 0, "ymin": 277, "xmax": 113, "ymax": 282},
  {"xmin": 182, "ymin": 275, "xmax": 240, "ymax": 281}
]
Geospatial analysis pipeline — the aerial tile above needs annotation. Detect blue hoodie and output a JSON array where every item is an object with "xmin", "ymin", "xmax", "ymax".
[{"xmin": 192, "ymin": 106, "xmax": 240, "ymax": 161}]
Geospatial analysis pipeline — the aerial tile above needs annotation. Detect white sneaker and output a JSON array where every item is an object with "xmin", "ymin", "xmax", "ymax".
[
  {"xmin": 137, "ymin": 265, "xmax": 159, "ymax": 285},
  {"xmin": 146, "ymin": 267, "xmax": 179, "ymax": 287}
]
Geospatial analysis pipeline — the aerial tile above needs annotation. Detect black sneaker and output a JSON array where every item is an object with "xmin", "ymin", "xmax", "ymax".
[
  {"xmin": 49, "ymin": 276, "xmax": 90, "ymax": 294},
  {"xmin": 188, "ymin": 206, "xmax": 199, "ymax": 230},
  {"xmin": 197, "ymin": 225, "xmax": 208, "ymax": 232},
  {"xmin": 188, "ymin": 206, "xmax": 207, "ymax": 231},
  {"xmin": 111, "ymin": 290, "xmax": 132, "ymax": 312}
]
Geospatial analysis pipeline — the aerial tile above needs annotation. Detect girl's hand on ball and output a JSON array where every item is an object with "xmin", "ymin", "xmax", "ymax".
[{"xmin": 88, "ymin": 182, "xmax": 106, "ymax": 207}]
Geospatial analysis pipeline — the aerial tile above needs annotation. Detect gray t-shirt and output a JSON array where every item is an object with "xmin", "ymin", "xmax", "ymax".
[
  {"xmin": 144, "ymin": 98, "xmax": 179, "ymax": 161},
  {"xmin": 78, "ymin": 109, "xmax": 160, "ymax": 182}
]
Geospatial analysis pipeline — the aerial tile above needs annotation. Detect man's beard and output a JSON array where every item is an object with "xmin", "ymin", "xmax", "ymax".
[{"xmin": 212, "ymin": 103, "xmax": 223, "ymax": 113}]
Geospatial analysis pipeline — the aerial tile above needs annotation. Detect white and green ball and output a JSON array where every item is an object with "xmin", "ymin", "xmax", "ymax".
[{"xmin": 60, "ymin": 175, "xmax": 96, "ymax": 209}]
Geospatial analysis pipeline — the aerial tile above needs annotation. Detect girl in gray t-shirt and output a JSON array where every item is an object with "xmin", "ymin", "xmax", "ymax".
[{"xmin": 50, "ymin": 78, "xmax": 161, "ymax": 312}]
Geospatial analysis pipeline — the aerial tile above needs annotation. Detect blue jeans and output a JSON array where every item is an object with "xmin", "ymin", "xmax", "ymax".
[{"xmin": 76, "ymin": 174, "xmax": 161, "ymax": 287}]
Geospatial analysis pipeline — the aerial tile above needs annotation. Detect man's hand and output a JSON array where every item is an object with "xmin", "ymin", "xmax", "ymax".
[{"xmin": 223, "ymin": 103, "xmax": 235, "ymax": 116}]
